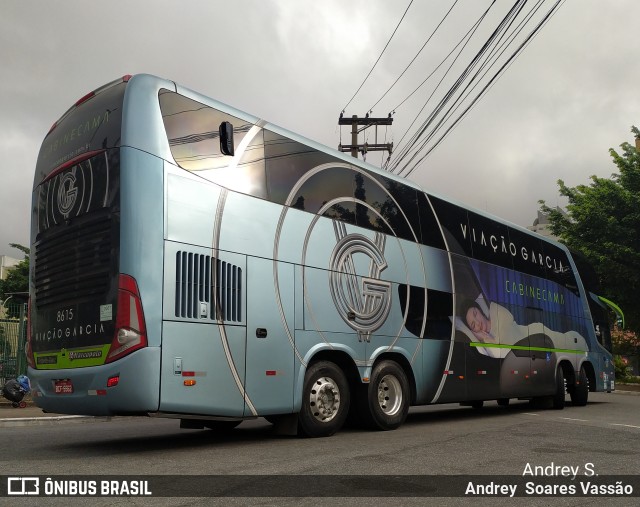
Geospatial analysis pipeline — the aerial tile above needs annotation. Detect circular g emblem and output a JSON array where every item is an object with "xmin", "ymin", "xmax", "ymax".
[
  {"xmin": 57, "ymin": 170, "xmax": 78, "ymax": 217},
  {"xmin": 329, "ymin": 226, "xmax": 391, "ymax": 335}
]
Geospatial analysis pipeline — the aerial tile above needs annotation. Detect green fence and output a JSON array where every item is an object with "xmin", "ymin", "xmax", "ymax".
[{"xmin": 0, "ymin": 303, "xmax": 28, "ymax": 387}]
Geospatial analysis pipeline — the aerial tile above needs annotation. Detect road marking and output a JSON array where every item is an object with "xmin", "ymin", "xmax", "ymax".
[
  {"xmin": 560, "ymin": 417, "xmax": 589, "ymax": 422},
  {"xmin": 610, "ymin": 423, "xmax": 640, "ymax": 429},
  {"xmin": 522, "ymin": 413, "xmax": 540, "ymax": 416}
]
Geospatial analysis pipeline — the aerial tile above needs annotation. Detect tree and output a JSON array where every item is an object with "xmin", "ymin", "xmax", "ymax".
[
  {"xmin": 540, "ymin": 126, "xmax": 640, "ymax": 333},
  {"xmin": 0, "ymin": 243, "xmax": 30, "ymax": 308}
]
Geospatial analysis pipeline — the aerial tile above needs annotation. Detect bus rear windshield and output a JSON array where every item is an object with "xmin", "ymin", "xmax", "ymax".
[{"xmin": 34, "ymin": 80, "xmax": 126, "ymax": 186}]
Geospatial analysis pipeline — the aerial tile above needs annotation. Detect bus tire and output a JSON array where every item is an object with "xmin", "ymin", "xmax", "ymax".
[
  {"xmin": 552, "ymin": 366, "xmax": 566, "ymax": 410},
  {"xmin": 570, "ymin": 366, "xmax": 589, "ymax": 406},
  {"xmin": 298, "ymin": 361, "xmax": 350, "ymax": 438},
  {"xmin": 361, "ymin": 360, "xmax": 409, "ymax": 431}
]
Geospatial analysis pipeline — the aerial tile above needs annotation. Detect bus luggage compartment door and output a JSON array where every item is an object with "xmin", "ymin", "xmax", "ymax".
[
  {"xmin": 244, "ymin": 257, "xmax": 295, "ymax": 416},
  {"xmin": 160, "ymin": 321, "xmax": 247, "ymax": 417}
]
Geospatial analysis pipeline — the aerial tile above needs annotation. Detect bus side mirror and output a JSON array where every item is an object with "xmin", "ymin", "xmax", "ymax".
[{"xmin": 219, "ymin": 121, "xmax": 235, "ymax": 156}]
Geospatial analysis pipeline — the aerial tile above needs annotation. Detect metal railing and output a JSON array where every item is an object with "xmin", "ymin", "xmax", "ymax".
[{"xmin": 0, "ymin": 302, "xmax": 27, "ymax": 387}]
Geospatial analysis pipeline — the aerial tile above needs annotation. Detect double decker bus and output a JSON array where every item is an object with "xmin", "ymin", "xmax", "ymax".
[{"xmin": 27, "ymin": 74, "xmax": 615, "ymax": 437}]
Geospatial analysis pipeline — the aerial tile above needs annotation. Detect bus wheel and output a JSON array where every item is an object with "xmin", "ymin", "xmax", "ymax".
[
  {"xmin": 570, "ymin": 366, "xmax": 589, "ymax": 406},
  {"xmin": 361, "ymin": 360, "xmax": 409, "ymax": 431},
  {"xmin": 552, "ymin": 366, "xmax": 566, "ymax": 410},
  {"xmin": 298, "ymin": 361, "xmax": 349, "ymax": 438},
  {"xmin": 497, "ymin": 398, "xmax": 509, "ymax": 407}
]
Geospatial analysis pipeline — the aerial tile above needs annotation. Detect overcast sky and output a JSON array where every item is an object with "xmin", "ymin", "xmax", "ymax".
[{"xmin": 1, "ymin": 0, "xmax": 639, "ymax": 258}]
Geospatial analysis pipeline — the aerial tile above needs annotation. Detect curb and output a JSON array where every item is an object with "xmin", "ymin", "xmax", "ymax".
[
  {"xmin": 613, "ymin": 389, "xmax": 640, "ymax": 396},
  {"xmin": 616, "ymin": 384, "xmax": 640, "ymax": 392},
  {"xmin": 0, "ymin": 415, "xmax": 112, "ymax": 428}
]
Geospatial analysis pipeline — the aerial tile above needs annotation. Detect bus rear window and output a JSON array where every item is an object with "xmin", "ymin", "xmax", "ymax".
[{"xmin": 35, "ymin": 80, "xmax": 126, "ymax": 185}]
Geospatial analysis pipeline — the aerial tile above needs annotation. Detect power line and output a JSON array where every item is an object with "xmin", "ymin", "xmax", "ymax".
[
  {"xmin": 414, "ymin": 0, "xmax": 548, "ymax": 152},
  {"xmin": 367, "ymin": 0, "xmax": 460, "ymax": 114},
  {"xmin": 391, "ymin": 0, "xmax": 526, "ymax": 174},
  {"xmin": 393, "ymin": 1, "xmax": 496, "ymax": 113},
  {"xmin": 401, "ymin": 0, "xmax": 565, "ymax": 178},
  {"xmin": 341, "ymin": 0, "xmax": 414, "ymax": 113},
  {"xmin": 393, "ymin": 0, "xmax": 531, "ymax": 175},
  {"xmin": 387, "ymin": 1, "xmax": 496, "ymax": 171}
]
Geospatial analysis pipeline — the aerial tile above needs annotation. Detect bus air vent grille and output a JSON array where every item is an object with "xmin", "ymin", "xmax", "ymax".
[{"xmin": 174, "ymin": 252, "xmax": 242, "ymax": 322}]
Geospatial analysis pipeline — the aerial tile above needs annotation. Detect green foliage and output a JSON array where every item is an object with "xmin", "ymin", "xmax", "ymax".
[
  {"xmin": 0, "ymin": 258, "xmax": 29, "ymax": 297},
  {"xmin": 540, "ymin": 126, "xmax": 640, "ymax": 333},
  {"xmin": 9, "ymin": 243, "xmax": 30, "ymax": 258},
  {"xmin": 0, "ymin": 244, "xmax": 30, "ymax": 319},
  {"xmin": 613, "ymin": 355, "xmax": 632, "ymax": 381}
]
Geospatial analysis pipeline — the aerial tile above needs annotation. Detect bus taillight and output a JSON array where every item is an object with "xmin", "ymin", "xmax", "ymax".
[{"xmin": 106, "ymin": 274, "xmax": 148, "ymax": 363}]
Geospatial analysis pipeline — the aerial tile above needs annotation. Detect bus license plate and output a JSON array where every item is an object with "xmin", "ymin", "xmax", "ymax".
[{"xmin": 54, "ymin": 379, "xmax": 73, "ymax": 394}]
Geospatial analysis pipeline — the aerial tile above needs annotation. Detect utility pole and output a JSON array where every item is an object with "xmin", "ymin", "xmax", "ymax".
[{"xmin": 338, "ymin": 114, "xmax": 393, "ymax": 159}]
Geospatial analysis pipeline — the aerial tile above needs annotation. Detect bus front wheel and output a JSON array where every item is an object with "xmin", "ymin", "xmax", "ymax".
[
  {"xmin": 298, "ymin": 361, "xmax": 350, "ymax": 438},
  {"xmin": 360, "ymin": 360, "xmax": 409, "ymax": 431}
]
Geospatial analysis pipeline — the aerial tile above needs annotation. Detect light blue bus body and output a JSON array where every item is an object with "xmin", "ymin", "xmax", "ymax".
[{"xmin": 27, "ymin": 74, "xmax": 615, "ymax": 436}]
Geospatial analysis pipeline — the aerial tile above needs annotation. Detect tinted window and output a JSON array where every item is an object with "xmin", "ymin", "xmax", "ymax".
[
  {"xmin": 352, "ymin": 172, "xmax": 394, "ymax": 235},
  {"xmin": 398, "ymin": 285, "xmax": 453, "ymax": 339},
  {"xmin": 370, "ymin": 175, "xmax": 420, "ymax": 242},
  {"xmin": 159, "ymin": 90, "xmax": 246, "ymax": 170},
  {"xmin": 543, "ymin": 242, "xmax": 578, "ymax": 293},
  {"xmin": 588, "ymin": 293, "xmax": 612, "ymax": 352},
  {"xmin": 264, "ymin": 130, "xmax": 337, "ymax": 204},
  {"xmin": 36, "ymin": 80, "xmax": 126, "ymax": 183},
  {"xmin": 204, "ymin": 129, "xmax": 267, "ymax": 199},
  {"xmin": 264, "ymin": 130, "xmax": 420, "ymax": 237},
  {"xmin": 416, "ymin": 192, "xmax": 446, "ymax": 250},
  {"xmin": 36, "ymin": 151, "xmax": 119, "ymax": 236},
  {"xmin": 507, "ymin": 227, "xmax": 549, "ymax": 281},
  {"xmin": 286, "ymin": 166, "xmax": 354, "ymax": 214},
  {"xmin": 467, "ymin": 211, "xmax": 512, "ymax": 269},
  {"xmin": 159, "ymin": 90, "xmax": 267, "ymax": 198},
  {"xmin": 430, "ymin": 195, "xmax": 472, "ymax": 256}
]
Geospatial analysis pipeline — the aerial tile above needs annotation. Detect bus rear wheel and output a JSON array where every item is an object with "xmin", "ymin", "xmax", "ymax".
[
  {"xmin": 298, "ymin": 361, "xmax": 350, "ymax": 438},
  {"xmin": 570, "ymin": 366, "xmax": 589, "ymax": 406},
  {"xmin": 360, "ymin": 360, "xmax": 409, "ymax": 431}
]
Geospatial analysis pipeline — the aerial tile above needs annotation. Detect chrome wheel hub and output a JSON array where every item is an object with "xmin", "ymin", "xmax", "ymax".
[
  {"xmin": 309, "ymin": 377, "xmax": 341, "ymax": 423},
  {"xmin": 377, "ymin": 374, "xmax": 402, "ymax": 416}
]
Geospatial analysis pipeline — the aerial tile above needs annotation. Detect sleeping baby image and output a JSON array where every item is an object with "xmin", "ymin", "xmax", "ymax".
[{"xmin": 458, "ymin": 297, "xmax": 588, "ymax": 359}]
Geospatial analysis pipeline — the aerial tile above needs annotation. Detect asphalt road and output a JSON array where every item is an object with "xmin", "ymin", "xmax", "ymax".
[{"xmin": 1, "ymin": 392, "xmax": 639, "ymax": 506}]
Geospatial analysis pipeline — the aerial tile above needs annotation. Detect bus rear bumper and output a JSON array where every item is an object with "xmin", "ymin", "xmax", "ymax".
[{"xmin": 27, "ymin": 347, "xmax": 160, "ymax": 416}]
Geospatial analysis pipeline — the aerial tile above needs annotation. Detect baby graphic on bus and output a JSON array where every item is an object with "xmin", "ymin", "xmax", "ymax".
[{"xmin": 457, "ymin": 296, "xmax": 588, "ymax": 359}]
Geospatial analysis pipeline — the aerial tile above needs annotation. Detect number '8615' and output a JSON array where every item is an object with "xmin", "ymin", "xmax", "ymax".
[{"xmin": 56, "ymin": 308, "xmax": 74, "ymax": 322}]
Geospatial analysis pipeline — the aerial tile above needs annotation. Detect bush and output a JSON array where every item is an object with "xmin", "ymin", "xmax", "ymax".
[{"xmin": 614, "ymin": 355, "xmax": 632, "ymax": 381}]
